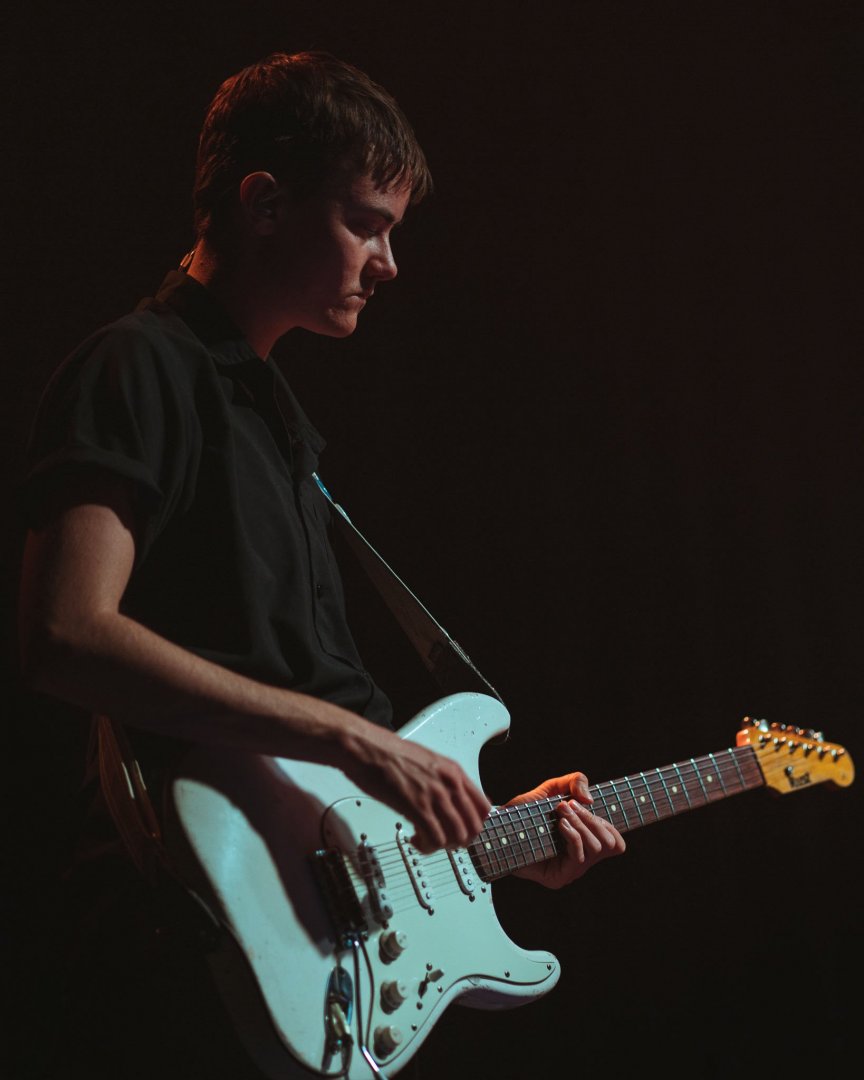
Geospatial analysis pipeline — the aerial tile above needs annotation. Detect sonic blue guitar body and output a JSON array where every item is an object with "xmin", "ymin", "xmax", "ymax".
[{"xmin": 167, "ymin": 693, "xmax": 558, "ymax": 1079}]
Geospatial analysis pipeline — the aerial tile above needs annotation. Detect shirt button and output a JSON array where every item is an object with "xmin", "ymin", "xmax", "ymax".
[{"xmin": 315, "ymin": 582, "xmax": 323, "ymax": 598}]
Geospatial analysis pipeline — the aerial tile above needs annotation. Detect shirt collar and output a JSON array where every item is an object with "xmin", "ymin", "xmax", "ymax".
[
  {"xmin": 141, "ymin": 268, "xmax": 326, "ymax": 463},
  {"xmin": 144, "ymin": 269, "xmax": 260, "ymax": 366}
]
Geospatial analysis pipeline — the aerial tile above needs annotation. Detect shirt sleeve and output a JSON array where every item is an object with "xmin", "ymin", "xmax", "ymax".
[{"xmin": 20, "ymin": 317, "xmax": 195, "ymax": 547}]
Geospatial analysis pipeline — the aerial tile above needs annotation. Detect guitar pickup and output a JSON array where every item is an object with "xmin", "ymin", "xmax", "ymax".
[
  {"xmin": 396, "ymin": 828, "xmax": 435, "ymax": 912},
  {"xmin": 357, "ymin": 842, "xmax": 393, "ymax": 924},
  {"xmin": 447, "ymin": 849, "xmax": 477, "ymax": 898}
]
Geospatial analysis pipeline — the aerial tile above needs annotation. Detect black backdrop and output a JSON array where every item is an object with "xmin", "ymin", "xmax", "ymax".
[{"xmin": 2, "ymin": 2, "xmax": 862, "ymax": 1077}]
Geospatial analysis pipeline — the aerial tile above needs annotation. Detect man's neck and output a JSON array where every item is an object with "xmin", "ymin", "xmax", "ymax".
[{"xmin": 186, "ymin": 244, "xmax": 283, "ymax": 359}]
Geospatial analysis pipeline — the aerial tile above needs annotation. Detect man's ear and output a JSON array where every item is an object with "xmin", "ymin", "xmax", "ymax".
[{"xmin": 238, "ymin": 172, "xmax": 282, "ymax": 233}]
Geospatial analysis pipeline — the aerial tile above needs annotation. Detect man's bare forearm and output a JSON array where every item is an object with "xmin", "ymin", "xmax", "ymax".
[
  {"xmin": 24, "ymin": 606, "xmax": 368, "ymax": 764},
  {"xmin": 21, "ymin": 605, "xmax": 491, "ymax": 849},
  {"xmin": 18, "ymin": 501, "xmax": 491, "ymax": 849}
]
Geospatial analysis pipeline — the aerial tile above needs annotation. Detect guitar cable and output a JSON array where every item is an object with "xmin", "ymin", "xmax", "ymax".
[{"xmin": 349, "ymin": 934, "xmax": 391, "ymax": 1080}]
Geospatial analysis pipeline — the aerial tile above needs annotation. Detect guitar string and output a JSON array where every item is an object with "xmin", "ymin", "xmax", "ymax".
[
  {"xmin": 322, "ymin": 746, "xmax": 825, "ymax": 910},
  {"xmin": 353, "ymin": 782, "xmax": 746, "ymax": 879},
  {"xmin": 360, "ymin": 752, "xmax": 759, "ymax": 871},
  {"xmin": 336, "ymin": 862, "xmax": 475, "ymax": 914},
  {"xmin": 344, "ymin": 769, "xmax": 754, "ymax": 882},
  {"xmin": 329, "ymin": 742, "xmax": 813, "ymax": 885},
  {"xmin": 329, "ymin": 751, "xmax": 770, "ymax": 892},
  {"xmin": 333, "ymin": 759, "xmax": 760, "ymax": 899},
  {"xmin": 340, "ymin": 748, "xmax": 763, "ymax": 868}
]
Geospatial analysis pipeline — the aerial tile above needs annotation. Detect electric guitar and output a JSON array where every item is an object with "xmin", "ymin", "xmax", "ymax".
[{"xmin": 166, "ymin": 692, "xmax": 854, "ymax": 1079}]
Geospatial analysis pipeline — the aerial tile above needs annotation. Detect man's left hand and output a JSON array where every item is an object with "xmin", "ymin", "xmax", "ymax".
[{"xmin": 504, "ymin": 772, "xmax": 626, "ymax": 890}]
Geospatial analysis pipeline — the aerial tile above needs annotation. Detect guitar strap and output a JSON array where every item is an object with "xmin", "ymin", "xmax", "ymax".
[{"xmin": 312, "ymin": 472, "xmax": 503, "ymax": 704}]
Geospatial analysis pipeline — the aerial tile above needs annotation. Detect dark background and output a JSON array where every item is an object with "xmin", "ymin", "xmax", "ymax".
[{"xmin": 2, "ymin": 2, "xmax": 862, "ymax": 1077}]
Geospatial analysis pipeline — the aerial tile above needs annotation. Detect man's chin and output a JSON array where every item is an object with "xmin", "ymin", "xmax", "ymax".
[
  {"xmin": 318, "ymin": 313, "xmax": 359, "ymax": 338},
  {"xmin": 295, "ymin": 307, "xmax": 360, "ymax": 339}
]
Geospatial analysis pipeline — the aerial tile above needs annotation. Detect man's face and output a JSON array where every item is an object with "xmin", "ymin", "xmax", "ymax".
[{"xmin": 263, "ymin": 171, "xmax": 411, "ymax": 338}]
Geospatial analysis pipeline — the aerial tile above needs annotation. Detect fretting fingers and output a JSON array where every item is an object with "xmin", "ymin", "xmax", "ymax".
[{"xmin": 557, "ymin": 799, "xmax": 626, "ymax": 861}]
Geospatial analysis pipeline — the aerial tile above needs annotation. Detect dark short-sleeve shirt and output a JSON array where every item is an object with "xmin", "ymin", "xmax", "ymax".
[{"xmin": 22, "ymin": 269, "xmax": 393, "ymax": 733}]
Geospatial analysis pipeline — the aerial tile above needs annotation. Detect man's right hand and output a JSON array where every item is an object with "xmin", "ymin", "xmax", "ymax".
[{"xmin": 335, "ymin": 720, "xmax": 491, "ymax": 853}]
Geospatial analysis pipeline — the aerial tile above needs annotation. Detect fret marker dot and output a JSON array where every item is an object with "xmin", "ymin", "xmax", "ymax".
[
  {"xmin": 671, "ymin": 785, "xmax": 679, "ymax": 793},
  {"xmin": 518, "ymin": 831, "xmax": 525, "ymax": 839},
  {"xmin": 639, "ymin": 795, "xmax": 646, "ymax": 803},
  {"xmin": 611, "ymin": 804, "xmax": 618, "ymax": 813},
  {"xmin": 485, "ymin": 842, "xmax": 492, "ymax": 849},
  {"xmin": 706, "ymin": 775, "xmax": 714, "ymax": 783},
  {"xmin": 539, "ymin": 826, "xmax": 546, "ymax": 834},
  {"xmin": 501, "ymin": 838, "xmax": 508, "ymax": 845}
]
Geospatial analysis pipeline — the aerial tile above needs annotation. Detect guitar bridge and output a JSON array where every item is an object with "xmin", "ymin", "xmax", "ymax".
[{"xmin": 311, "ymin": 849, "xmax": 367, "ymax": 943}]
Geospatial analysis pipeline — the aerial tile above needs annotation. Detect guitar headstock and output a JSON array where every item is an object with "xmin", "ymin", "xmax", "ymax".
[{"xmin": 737, "ymin": 718, "xmax": 855, "ymax": 794}]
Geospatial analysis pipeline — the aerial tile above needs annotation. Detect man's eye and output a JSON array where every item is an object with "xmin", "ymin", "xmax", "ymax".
[{"xmin": 352, "ymin": 221, "xmax": 382, "ymax": 239}]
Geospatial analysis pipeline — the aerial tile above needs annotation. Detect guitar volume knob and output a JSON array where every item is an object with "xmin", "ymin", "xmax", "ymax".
[{"xmin": 380, "ymin": 929, "xmax": 408, "ymax": 960}]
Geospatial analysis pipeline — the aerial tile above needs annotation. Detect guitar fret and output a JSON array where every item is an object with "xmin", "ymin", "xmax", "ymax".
[
  {"xmin": 707, "ymin": 752, "xmax": 729, "ymax": 796},
  {"xmin": 487, "ymin": 815, "xmax": 519, "ymax": 874},
  {"xmin": 701, "ymin": 758, "xmax": 726, "ymax": 799},
  {"xmin": 474, "ymin": 817, "xmax": 506, "ymax": 879},
  {"xmin": 706, "ymin": 752, "xmax": 733, "ymax": 799},
  {"xmin": 513, "ymin": 804, "xmax": 538, "ymax": 865},
  {"xmin": 532, "ymin": 803, "xmax": 560, "ymax": 860},
  {"xmin": 672, "ymin": 764, "xmax": 693, "ymax": 808},
  {"xmin": 639, "ymin": 770, "xmax": 661, "ymax": 821},
  {"xmin": 508, "ymin": 805, "xmax": 537, "ymax": 869},
  {"xmin": 603, "ymin": 780, "xmax": 631, "ymax": 830},
  {"xmin": 591, "ymin": 784, "xmax": 612, "ymax": 825},
  {"xmin": 656, "ymin": 767, "xmax": 675, "ymax": 816},
  {"xmin": 690, "ymin": 758, "xmax": 709, "ymax": 803},
  {"xmin": 592, "ymin": 784, "xmax": 619, "ymax": 829},
  {"xmin": 729, "ymin": 747, "xmax": 747, "ymax": 788},
  {"xmin": 623, "ymin": 775, "xmax": 646, "ymax": 826},
  {"xmin": 614, "ymin": 780, "xmax": 634, "ymax": 828}
]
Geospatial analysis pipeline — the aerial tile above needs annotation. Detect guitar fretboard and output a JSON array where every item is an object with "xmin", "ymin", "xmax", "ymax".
[{"xmin": 468, "ymin": 743, "xmax": 764, "ymax": 881}]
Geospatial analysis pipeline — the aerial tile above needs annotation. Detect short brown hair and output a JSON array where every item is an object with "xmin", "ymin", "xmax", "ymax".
[{"xmin": 192, "ymin": 51, "xmax": 432, "ymax": 239}]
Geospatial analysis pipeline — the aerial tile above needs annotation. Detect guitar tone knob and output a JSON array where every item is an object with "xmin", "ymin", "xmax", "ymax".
[
  {"xmin": 374, "ymin": 1024, "xmax": 403, "ymax": 1057},
  {"xmin": 381, "ymin": 979, "xmax": 409, "ymax": 1010},
  {"xmin": 380, "ymin": 929, "xmax": 408, "ymax": 960}
]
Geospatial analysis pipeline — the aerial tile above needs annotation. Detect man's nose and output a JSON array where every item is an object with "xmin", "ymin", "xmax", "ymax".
[{"xmin": 369, "ymin": 240, "xmax": 398, "ymax": 282}]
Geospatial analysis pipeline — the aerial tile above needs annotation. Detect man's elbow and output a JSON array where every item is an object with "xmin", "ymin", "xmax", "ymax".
[{"xmin": 17, "ymin": 612, "xmax": 94, "ymax": 697}]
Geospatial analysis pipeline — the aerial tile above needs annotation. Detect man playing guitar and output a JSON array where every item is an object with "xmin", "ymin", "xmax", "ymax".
[{"xmin": 17, "ymin": 51, "xmax": 625, "ymax": 1079}]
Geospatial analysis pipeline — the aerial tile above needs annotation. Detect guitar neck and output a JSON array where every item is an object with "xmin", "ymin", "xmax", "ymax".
[{"xmin": 469, "ymin": 743, "xmax": 765, "ymax": 881}]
